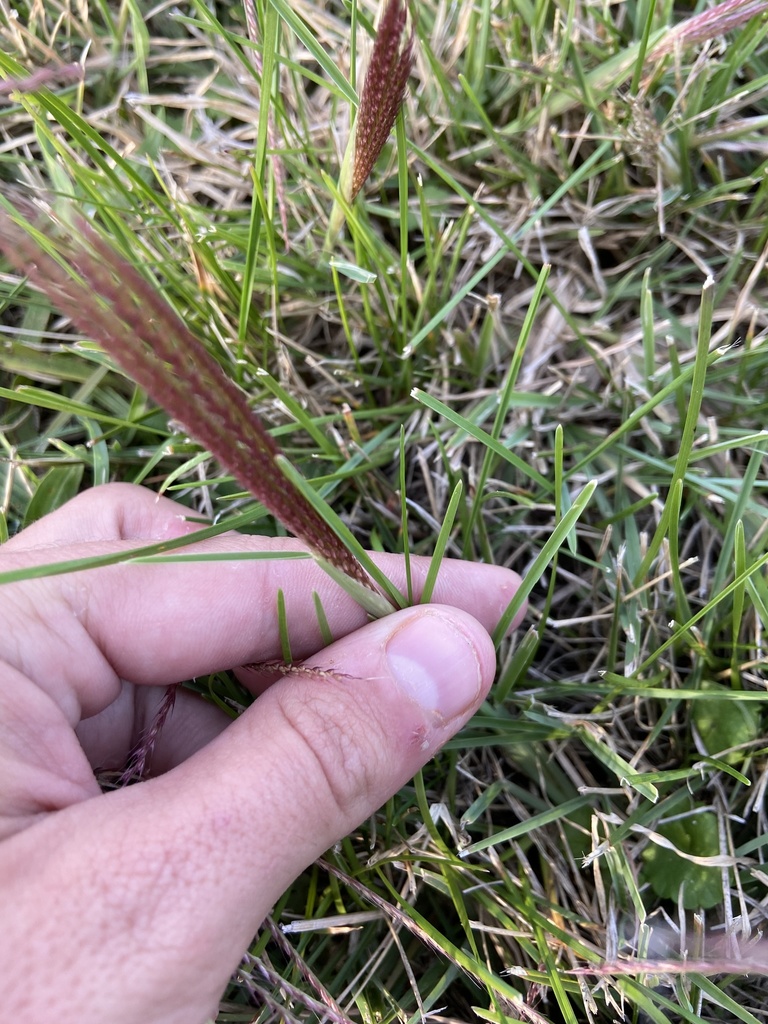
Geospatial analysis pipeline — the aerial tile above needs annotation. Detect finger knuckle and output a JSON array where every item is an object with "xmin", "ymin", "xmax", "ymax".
[{"xmin": 274, "ymin": 685, "xmax": 383, "ymax": 821}]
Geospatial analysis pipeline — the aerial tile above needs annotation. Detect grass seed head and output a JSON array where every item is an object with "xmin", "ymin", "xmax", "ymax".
[
  {"xmin": 0, "ymin": 208, "xmax": 374, "ymax": 591},
  {"xmin": 650, "ymin": 0, "xmax": 768, "ymax": 57},
  {"xmin": 350, "ymin": 0, "xmax": 415, "ymax": 202}
]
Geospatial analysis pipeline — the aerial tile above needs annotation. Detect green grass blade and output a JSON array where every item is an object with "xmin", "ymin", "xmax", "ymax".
[
  {"xmin": 492, "ymin": 480, "xmax": 598, "ymax": 645},
  {"xmin": 633, "ymin": 276, "xmax": 715, "ymax": 585},
  {"xmin": 275, "ymin": 455, "xmax": 405, "ymax": 613},
  {"xmin": 420, "ymin": 479, "xmax": 463, "ymax": 605}
]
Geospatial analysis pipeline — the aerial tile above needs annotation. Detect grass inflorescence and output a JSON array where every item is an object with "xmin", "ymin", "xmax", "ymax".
[{"xmin": 3, "ymin": 0, "xmax": 768, "ymax": 1020}]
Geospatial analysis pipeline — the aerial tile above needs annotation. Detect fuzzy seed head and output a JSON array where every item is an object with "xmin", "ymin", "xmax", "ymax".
[{"xmin": 351, "ymin": 0, "xmax": 415, "ymax": 201}]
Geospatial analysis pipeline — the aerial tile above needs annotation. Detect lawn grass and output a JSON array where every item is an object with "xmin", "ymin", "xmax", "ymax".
[{"xmin": 3, "ymin": 0, "xmax": 768, "ymax": 1020}]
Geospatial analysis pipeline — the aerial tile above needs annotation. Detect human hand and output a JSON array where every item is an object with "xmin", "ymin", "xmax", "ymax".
[{"xmin": 0, "ymin": 483, "xmax": 524, "ymax": 1024}]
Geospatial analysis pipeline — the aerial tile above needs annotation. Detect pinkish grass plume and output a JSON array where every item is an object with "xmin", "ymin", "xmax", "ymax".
[
  {"xmin": 0, "ymin": 61, "xmax": 83, "ymax": 98},
  {"xmin": 327, "ymin": 0, "xmax": 414, "ymax": 243},
  {"xmin": 0, "ymin": 207, "xmax": 374, "ymax": 590},
  {"xmin": 351, "ymin": 0, "xmax": 415, "ymax": 201},
  {"xmin": 650, "ymin": 0, "xmax": 768, "ymax": 58}
]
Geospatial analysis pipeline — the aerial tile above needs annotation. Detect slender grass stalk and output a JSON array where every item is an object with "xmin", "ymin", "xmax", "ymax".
[
  {"xmin": 633, "ymin": 277, "xmax": 715, "ymax": 586},
  {"xmin": 419, "ymin": 479, "xmax": 462, "ymax": 605}
]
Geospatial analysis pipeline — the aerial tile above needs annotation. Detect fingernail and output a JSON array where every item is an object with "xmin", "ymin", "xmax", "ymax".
[{"xmin": 386, "ymin": 612, "xmax": 484, "ymax": 723}]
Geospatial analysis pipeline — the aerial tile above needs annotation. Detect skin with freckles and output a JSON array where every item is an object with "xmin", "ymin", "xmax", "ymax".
[{"xmin": 0, "ymin": 483, "xmax": 524, "ymax": 1024}]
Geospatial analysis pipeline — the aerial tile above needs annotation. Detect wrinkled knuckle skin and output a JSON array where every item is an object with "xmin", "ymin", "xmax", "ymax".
[{"xmin": 274, "ymin": 687, "xmax": 383, "ymax": 824}]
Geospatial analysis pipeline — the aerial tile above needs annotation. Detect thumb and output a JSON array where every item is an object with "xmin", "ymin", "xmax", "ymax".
[
  {"xmin": 187, "ymin": 603, "xmax": 496, "ymax": 905},
  {"xmin": 4, "ymin": 606, "xmax": 495, "ymax": 1024},
  {"xmin": 240, "ymin": 603, "xmax": 497, "ymax": 870}
]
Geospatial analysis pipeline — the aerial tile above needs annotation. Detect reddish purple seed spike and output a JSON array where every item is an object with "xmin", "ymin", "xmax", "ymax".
[
  {"xmin": 351, "ymin": 0, "xmax": 415, "ymax": 201},
  {"xmin": 0, "ymin": 210, "xmax": 374, "ymax": 589},
  {"xmin": 651, "ymin": 0, "xmax": 768, "ymax": 57}
]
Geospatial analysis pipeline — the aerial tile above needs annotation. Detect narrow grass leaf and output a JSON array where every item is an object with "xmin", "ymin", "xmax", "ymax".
[
  {"xmin": 460, "ymin": 780, "xmax": 509, "ymax": 829},
  {"xmin": 461, "ymin": 795, "xmax": 591, "ymax": 855},
  {"xmin": 465, "ymin": 264, "xmax": 551, "ymax": 545},
  {"xmin": 633, "ymin": 277, "xmax": 715, "ymax": 586},
  {"xmin": 630, "ymin": 0, "xmax": 658, "ymax": 93},
  {"xmin": 129, "ymin": 552, "xmax": 310, "ymax": 565},
  {"xmin": 313, "ymin": 592, "xmax": 334, "ymax": 647},
  {"xmin": 554, "ymin": 424, "xmax": 578, "ymax": 555},
  {"xmin": 237, "ymin": 166, "xmax": 263, "ymax": 363},
  {"xmin": 494, "ymin": 626, "xmax": 541, "ymax": 703},
  {"xmin": 707, "ymin": 440, "xmax": 768, "ymax": 610},
  {"xmin": 395, "ymin": 111, "xmax": 410, "ymax": 345},
  {"xmin": 420, "ymin": 479, "xmax": 462, "ymax": 604},
  {"xmin": 0, "ymin": 512, "xmax": 310, "ymax": 586},
  {"xmin": 492, "ymin": 480, "xmax": 598, "ymax": 645},
  {"xmin": 2, "ymin": 385, "xmax": 159, "ymax": 432},
  {"xmin": 570, "ymin": 341, "xmax": 725, "ymax": 478},
  {"xmin": 267, "ymin": 0, "xmax": 357, "ymax": 104},
  {"xmin": 641, "ymin": 268, "xmax": 655, "ymax": 386},
  {"xmin": 534, "ymin": 922, "xmax": 580, "ymax": 1024},
  {"xmin": 84, "ymin": 420, "xmax": 110, "ymax": 486},
  {"xmin": 23, "ymin": 464, "xmax": 84, "ymax": 526},
  {"xmin": 327, "ymin": 258, "xmax": 377, "ymax": 284},
  {"xmin": 277, "ymin": 589, "xmax": 292, "ymax": 663},
  {"xmin": 254, "ymin": 368, "xmax": 338, "ymax": 458},
  {"xmin": 412, "ymin": 389, "xmax": 549, "ymax": 491},
  {"xmin": 666, "ymin": 479, "xmax": 692, "ymax": 624},
  {"xmin": 578, "ymin": 726, "xmax": 659, "ymax": 802},
  {"xmin": 732, "ymin": 521, "xmax": 747, "ymax": 684},
  {"xmin": 398, "ymin": 426, "xmax": 414, "ymax": 605}
]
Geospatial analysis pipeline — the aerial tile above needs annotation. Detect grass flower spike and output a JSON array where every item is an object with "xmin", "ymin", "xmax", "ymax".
[
  {"xmin": 328, "ymin": 0, "xmax": 415, "ymax": 242},
  {"xmin": 650, "ymin": 0, "xmax": 768, "ymax": 58},
  {"xmin": 0, "ymin": 208, "xmax": 377, "ymax": 594},
  {"xmin": 350, "ymin": 0, "xmax": 414, "ymax": 201}
]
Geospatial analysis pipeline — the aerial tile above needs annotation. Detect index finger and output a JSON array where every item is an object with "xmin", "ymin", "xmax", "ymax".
[{"xmin": 1, "ymin": 484, "xmax": 525, "ymax": 721}]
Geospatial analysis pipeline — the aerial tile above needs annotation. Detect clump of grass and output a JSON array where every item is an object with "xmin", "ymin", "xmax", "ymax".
[{"xmin": 2, "ymin": 0, "xmax": 768, "ymax": 1021}]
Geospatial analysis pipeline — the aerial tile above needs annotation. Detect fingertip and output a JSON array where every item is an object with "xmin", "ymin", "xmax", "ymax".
[{"xmin": 407, "ymin": 557, "xmax": 527, "ymax": 637}]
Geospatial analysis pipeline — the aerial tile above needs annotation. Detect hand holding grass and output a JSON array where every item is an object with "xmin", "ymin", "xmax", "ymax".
[{"xmin": 0, "ymin": 482, "xmax": 524, "ymax": 1024}]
